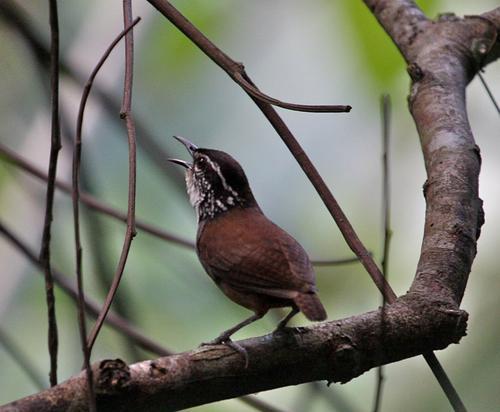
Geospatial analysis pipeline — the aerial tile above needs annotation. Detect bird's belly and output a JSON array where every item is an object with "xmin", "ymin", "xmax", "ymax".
[{"xmin": 217, "ymin": 280, "xmax": 293, "ymax": 315}]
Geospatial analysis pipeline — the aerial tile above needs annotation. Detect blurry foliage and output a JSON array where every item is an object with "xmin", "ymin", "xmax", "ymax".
[{"xmin": 340, "ymin": 0, "xmax": 440, "ymax": 86}]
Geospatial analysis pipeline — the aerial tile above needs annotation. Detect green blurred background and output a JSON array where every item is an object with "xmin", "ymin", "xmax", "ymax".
[{"xmin": 0, "ymin": 1, "xmax": 499, "ymax": 411}]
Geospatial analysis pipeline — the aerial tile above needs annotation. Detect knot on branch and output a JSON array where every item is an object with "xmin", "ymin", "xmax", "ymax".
[
  {"xmin": 398, "ymin": 293, "xmax": 468, "ymax": 346},
  {"xmin": 96, "ymin": 358, "xmax": 131, "ymax": 395},
  {"xmin": 330, "ymin": 342, "xmax": 361, "ymax": 384},
  {"xmin": 407, "ymin": 62, "xmax": 424, "ymax": 82}
]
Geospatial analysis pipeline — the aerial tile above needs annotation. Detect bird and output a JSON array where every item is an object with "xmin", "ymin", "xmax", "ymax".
[{"xmin": 169, "ymin": 136, "xmax": 327, "ymax": 362}]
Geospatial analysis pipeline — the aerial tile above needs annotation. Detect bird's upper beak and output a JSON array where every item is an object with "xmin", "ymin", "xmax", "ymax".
[{"xmin": 168, "ymin": 135, "xmax": 199, "ymax": 169}]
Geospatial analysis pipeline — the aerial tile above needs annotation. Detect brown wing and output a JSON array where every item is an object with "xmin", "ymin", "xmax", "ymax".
[{"xmin": 196, "ymin": 208, "xmax": 317, "ymax": 299}]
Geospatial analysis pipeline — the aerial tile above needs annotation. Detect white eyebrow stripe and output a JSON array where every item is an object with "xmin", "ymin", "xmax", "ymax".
[{"xmin": 199, "ymin": 154, "xmax": 239, "ymax": 198}]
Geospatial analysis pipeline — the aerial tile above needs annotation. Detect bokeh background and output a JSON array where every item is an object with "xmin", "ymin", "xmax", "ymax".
[{"xmin": 0, "ymin": 1, "xmax": 499, "ymax": 411}]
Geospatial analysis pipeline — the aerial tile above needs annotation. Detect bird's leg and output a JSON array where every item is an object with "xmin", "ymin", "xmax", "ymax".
[
  {"xmin": 201, "ymin": 313, "xmax": 263, "ymax": 368},
  {"xmin": 274, "ymin": 307, "xmax": 300, "ymax": 332},
  {"xmin": 202, "ymin": 313, "xmax": 263, "ymax": 345}
]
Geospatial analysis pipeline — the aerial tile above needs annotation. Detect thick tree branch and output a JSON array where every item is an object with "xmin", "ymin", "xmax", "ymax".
[
  {"xmin": 363, "ymin": 1, "xmax": 497, "ymax": 306},
  {"xmin": 2, "ymin": 295, "xmax": 467, "ymax": 411}
]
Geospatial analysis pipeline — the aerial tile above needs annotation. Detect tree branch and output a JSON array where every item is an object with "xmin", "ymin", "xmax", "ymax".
[
  {"xmin": 71, "ymin": 16, "xmax": 140, "ymax": 411},
  {"xmin": 85, "ymin": 3, "xmax": 139, "ymax": 355},
  {"xmin": 39, "ymin": 0, "xmax": 61, "ymax": 387},
  {"xmin": 2, "ymin": 295, "xmax": 467, "ymax": 411}
]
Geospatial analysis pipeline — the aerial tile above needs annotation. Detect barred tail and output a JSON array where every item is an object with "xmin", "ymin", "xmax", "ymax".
[{"xmin": 294, "ymin": 292, "xmax": 327, "ymax": 321}]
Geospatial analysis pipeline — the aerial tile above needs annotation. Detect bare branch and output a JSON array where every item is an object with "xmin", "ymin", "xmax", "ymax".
[
  {"xmin": 71, "ymin": 17, "xmax": 140, "ymax": 410},
  {"xmin": 477, "ymin": 71, "xmax": 500, "ymax": 115},
  {"xmin": 145, "ymin": 0, "xmax": 351, "ymax": 114},
  {"xmin": 234, "ymin": 72, "xmax": 351, "ymax": 113},
  {"xmin": 373, "ymin": 93, "xmax": 392, "ymax": 412},
  {"xmin": 239, "ymin": 396, "xmax": 289, "ymax": 412},
  {"xmin": 85, "ymin": 10, "xmax": 140, "ymax": 354},
  {"xmin": 3, "ymin": 296, "xmax": 467, "ymax": 411},
  {"xmin": 38, "ymin": 0, "xmax": 61, "ymax": 387}
]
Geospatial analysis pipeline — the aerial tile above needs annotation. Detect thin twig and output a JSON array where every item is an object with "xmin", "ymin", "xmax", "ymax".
[
  {"xmin": 146, "ymin": 0, "xmax": 351, "ymax": 114},
  {"xmin": 424, "ymin": 351, "xmax": 467, "ymax": 412},
  {"xmin": 38, "ymin": 0, "xmax": 61, "ymax": 387},
  {"xmin": 477, "ymin": 71, "xmax": 500, "ymax": 115},
  {"xmin": 373, "ymin": 94, "xmax": 392, "ymax": 412},
  {"xmin": 0, "ymin": 327, "xmax": 46, "ymax": 390},
  {"xmin": 59, "ymin": 98, "xmax": 144, "ymax": 361},
  {"xmin": 234, "ymin": 72, "xmax": 351, "ymax": 113},
  {"xmin": 239, "ymin": 396, "xmax": 289, "ymax": 412},
  {"xmin": 312, "ymin": 256, "xmax": 364, "ymax": 266},
  {"xmin": 72, "ymin": 16, "xmax": 140, "ymax": 411},
  {"xmin": 0, "ymin": 219, "xmax": 172, "ymax": 357},
  {"xmin": 82, "ymin": 188, "xmax": 143, "ymax": 361},
  {"xmin": 85, "ymin": 7, "xmax": 139, "ymax": 353}
]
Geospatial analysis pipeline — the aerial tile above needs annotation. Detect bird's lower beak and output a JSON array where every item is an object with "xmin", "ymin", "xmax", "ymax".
[{"xmin": 168, "ymin": 158, "xmax": 192, "ymax": 169}]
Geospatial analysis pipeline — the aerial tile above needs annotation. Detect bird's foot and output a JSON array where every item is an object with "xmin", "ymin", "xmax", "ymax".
[
  {"xmin": 200, "ymin": 337, "xmax": 249, "ymax": 368},
  {"xmin": 200, "ymin": 331, "xmax": 231, "ymax": 346}
]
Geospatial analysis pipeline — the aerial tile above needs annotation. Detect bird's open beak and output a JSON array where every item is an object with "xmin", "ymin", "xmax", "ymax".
[
  {"xmin": 173, "ymin": 135, "xmax": 198, "ymax": 155},
  {"xmin": 168, "ymin": 135, "xmax": 199, "ymax": 169},
  {"xmin": 168, "ymin": 158, "xmax": 192, "ymax": 169}
]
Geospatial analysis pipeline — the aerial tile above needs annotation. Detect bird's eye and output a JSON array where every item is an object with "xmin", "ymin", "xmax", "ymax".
[{"xmin": 194, "ymin": 156, "xmax": 207, "ymax": 172}]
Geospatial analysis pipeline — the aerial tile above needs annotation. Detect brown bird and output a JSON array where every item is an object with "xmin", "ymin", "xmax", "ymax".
[{"xmin": 170, "ymin": 136, "xmax": 327, "ymax": 358}]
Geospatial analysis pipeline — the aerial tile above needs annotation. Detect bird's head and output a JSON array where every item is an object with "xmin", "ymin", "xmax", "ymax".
[{"xmin": 169, "ymin": 136, "xmax": 257, "ymax": 221}]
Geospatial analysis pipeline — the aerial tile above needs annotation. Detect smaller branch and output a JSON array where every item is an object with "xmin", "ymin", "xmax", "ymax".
[
  {"xmin": 39, "ymin": 0, "xmax": 61, "ymax": 387},
  {"xmin": 373, "ymin": 94, "xmax": 392, "ymax": 412},
  {"xmin": 120, "ymin": 0, "xmax": 134, "ymax": 116},
  {"xmin": 424, "ymin": 351, "xmax": 467, "ymax": 412},
  {"xmin": 239, "ymin": 396, "xmax": 289, "ymax": 412},
  {"xmin": 146, "ymin": 0, "xmax": 351, "ymax": 114},
  {"xmin": 235, "ymin": 73, "xmax": 351, "ymax": 113},
  {"xmin": 312, "ymin": 256, "xmax": 363, "ymax": 266},
  {"xmin": 0, "ymin": 327, "xmax": 46, "ymax": 390},
  {"xmin": 477, "ymin": 71, "xmax": 500, "ymax": 115},
  {"xmin": 72, "ymin": 16, "xmax": 140, "ymax": 410},
  {"xmin": 85, "ymin": 9, "xmax": 139, "ymax": 353}
]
